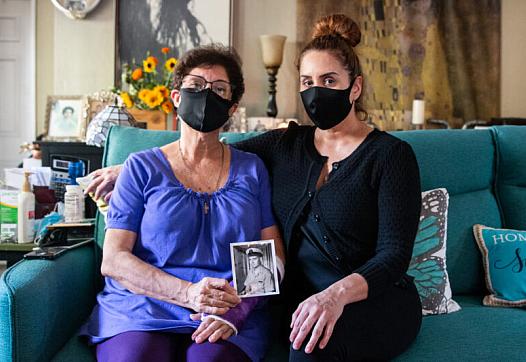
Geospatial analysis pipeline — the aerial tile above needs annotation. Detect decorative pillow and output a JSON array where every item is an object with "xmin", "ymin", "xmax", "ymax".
[
  {"xmin": 408, "ymin": 188, "xmax": 461, "ymax": 315},
  {"xmin": 473, "ymin": 225, "xmax": 526, "ymax": 307}
]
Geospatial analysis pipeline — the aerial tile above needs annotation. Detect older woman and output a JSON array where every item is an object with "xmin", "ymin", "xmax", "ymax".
[{"xmin": 81, "ymin": 45, "xmax": 285, "ymax": 362}]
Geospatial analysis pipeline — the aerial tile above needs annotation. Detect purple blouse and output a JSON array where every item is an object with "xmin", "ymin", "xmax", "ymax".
[{"xmin": 80, "ymin": 146, "xmax": 276, "ymax": 361}]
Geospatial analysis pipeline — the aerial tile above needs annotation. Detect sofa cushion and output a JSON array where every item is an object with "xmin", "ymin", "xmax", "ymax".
[
  {"xmin": 493, "ymin": 126, "xmax": 526, "ymax": 230},
  {"xmin": 394, "ymin": 295, "xmax": 526, "ymax": 361},
  {"xmin": 473, "ymin": 224, "xmax": 526, "ymax": 307},
  {"xmin": 395, "ymin": 130, "xmax": 502, "ymax": 295},
  {"xmin": 408, "ymin": 188, "xmax": 460, "ymax": 315}
]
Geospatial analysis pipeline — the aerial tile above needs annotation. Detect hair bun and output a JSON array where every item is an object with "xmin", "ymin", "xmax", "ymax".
[{"xmin": 312, "ymin": 14, "xmax": 361, "ymax": 47}]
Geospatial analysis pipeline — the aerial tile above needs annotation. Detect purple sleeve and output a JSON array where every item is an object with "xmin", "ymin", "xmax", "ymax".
[
  {"xmin": 256, "ymin": 158, "xmax": 276, "ymax": 229},
  {"xmin": 106, "ymin": 154, "xmax": 147, "ymax": 233}
]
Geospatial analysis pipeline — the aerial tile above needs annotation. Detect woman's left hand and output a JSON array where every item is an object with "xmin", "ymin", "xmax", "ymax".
[
  {"xmin": 190, "ymin": 314, "xmax": 235, "ymax": 343},
  {"xmin": 289, "ymin": 287, "xmax": 345, "ymax": 354}
]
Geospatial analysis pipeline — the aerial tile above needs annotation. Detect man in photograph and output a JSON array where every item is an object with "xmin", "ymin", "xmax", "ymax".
[{"xmin": 243, "ymin": 247, "xmax": 275, "ymax": 295}]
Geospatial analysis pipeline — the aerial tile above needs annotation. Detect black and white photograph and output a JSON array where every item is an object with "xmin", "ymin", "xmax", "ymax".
[
  {"xmin": 230, "ymin": 239, "xmax": 280, "ymax": 298},
  {"xmin": 115, "ymin": 0, "xmax": 233, "ymax": 86}
]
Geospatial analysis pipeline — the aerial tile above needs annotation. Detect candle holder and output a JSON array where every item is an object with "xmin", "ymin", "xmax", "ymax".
[{"xmin": 260, "ymin": 35, "xmax": 286, "ymax": 117}]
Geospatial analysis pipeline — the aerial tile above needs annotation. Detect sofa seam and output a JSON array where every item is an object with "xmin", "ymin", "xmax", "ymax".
[{"xmin": 489, "ymin": 127, "xmax": 506, "ymax": 227}]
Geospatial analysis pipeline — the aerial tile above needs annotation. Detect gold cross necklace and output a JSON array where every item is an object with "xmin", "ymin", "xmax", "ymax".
[{"xmin": 178, "ymin": 140, "xmax": 225, "ymax": 214}]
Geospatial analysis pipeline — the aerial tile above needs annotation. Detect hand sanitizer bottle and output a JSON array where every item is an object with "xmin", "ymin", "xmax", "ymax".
[{"xmin": 17, "ymin": 171, "xmax": 35, "ymax": 243}]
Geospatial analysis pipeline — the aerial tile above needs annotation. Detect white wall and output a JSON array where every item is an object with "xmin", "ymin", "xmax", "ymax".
[
  {"xmin": 36, "ymin": 0, "xmax": 115, "ymax": 135},
  {"xmin": 235, "ymin": 0, "xmax": 297, "ymax": 119},
  {"xmin": 501, "ymin": 0, "xmax": 526, "ymax": 117}
]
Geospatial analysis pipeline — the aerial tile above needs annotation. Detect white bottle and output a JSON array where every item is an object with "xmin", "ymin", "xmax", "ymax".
[
  {"xmin": 64, "ymin": 185, "xmax": 83, "ymax": 222},
  {"xmin": 17, "ymin": 171, "xmax": 35, "ymax": 243}
]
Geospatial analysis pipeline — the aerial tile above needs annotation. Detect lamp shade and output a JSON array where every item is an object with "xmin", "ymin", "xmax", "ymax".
[
  {"xmin": 260, "ymin": 35, "xmax": 287, "ymax": 68},
  {"xmin": 85, "ymin": 105, "xmax": 137, "ymax": 147}
]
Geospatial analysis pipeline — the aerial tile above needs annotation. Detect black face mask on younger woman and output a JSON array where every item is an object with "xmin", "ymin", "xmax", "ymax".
[
  {"xmin": 300, "ymin": 78, "xmax": 356, "ymax": 130},
  {"xmin": 177, "ymin": 88, "xmax": 234, "ymax": 133}
]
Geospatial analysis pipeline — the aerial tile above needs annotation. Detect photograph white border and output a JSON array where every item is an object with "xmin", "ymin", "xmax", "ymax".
[{"xmin": 230, "ymin": 239, "xmax": 280, "ymax": 298}]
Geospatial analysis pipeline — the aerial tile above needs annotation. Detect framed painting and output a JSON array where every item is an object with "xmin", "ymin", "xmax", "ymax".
[
  {"xmin": 115, "ymin": 0, "xmax": 234, "ymax": 87},
  {"xmin": 44, "ymin": 95, "xmax": 87, "ymax": 141},
  {"xmin": 84, "ymin": 90, "xmax": 117, "ymax": 123}
]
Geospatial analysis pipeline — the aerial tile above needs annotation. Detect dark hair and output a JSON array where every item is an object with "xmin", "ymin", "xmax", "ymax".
[
  {"xmin": 297, "ymin": 14, "xmax": 368, "ymax": 121},
  {"xmin": 173, "ymin": 44, "xmax": 245, "ymax": 104},
  {"xmin": 62, "ymin": 106, "xmax": 74, "ymax": 115}
]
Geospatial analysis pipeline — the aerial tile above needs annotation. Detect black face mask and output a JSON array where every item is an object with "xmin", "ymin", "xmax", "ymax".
[
  {"xmin": 300, "ymin": 78, "xmax": 355, "ymax": 130},
  {"xmin": 177, "ymin": 88, "xmax": 234, "ymax": 133}
]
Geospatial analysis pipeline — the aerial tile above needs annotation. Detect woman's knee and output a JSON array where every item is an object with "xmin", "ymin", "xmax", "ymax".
[
  {"xmin": 95, "ymin": 331, "xmax": 175, "ymax": 362},
  {"xmin": 186, "ymin": 340, "xmax": 250, "ymax": 362}
]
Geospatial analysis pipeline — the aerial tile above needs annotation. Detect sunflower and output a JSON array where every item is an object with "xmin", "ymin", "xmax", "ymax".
[
  {"xmin": 120, "ymin": 92, "xmax": 133, "ymax": 108},
  {"xmin": 143, "ymin": 58, "xmax": 156, "ymax": 73},
  {"xmin": 161, "ymin": 100, "xmax": 173, "ymax": 114},
  {"xmin": 144, "ymin": 90, "xmax": 164, "ymax": 108},
  {"xmin": 131, "ymin": 68, "xmax": 143, "ymax": 81},
  {"xmin": 165, "ymin": 57, "xmax": 177, "ymax": 72},
  {"xmin": 161, "ymin": 47, "xmax": 170, "ymax": 54},
  {"xmin": 154, "ymin": 85, "xmax": 169, "ymax": 98},
  {"xmin": 138, "ymin": 89, "xmax": 150, "ymax": 102}
]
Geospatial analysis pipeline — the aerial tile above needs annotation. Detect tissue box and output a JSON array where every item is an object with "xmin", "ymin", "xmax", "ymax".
[{"xmin": 1, "ymin": 189, "xmax": 18, "ymax": 243}]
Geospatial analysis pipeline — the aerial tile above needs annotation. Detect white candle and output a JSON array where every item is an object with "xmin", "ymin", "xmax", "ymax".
[
  {"xmin": 260, "ymin": 35, "xmax": 287, "ymax": 68},
  {"xmin": 412, "ymin": 99, "xmax": 425, "ymax": 125}
]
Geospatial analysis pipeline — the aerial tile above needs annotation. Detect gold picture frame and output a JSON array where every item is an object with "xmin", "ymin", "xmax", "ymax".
[
  {"xmin": 44, "ymin": 95, "xmax": 87, "ymax": 141},
  {"xmin": 84, "ymin": 90, "xmax": 117, "ymax": 124}
]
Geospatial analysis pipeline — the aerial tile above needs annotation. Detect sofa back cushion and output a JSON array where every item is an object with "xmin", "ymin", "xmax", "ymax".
[
  {"xmin": 395, "ymin": 130, "xmax": 501, "ymax": 295},
  {"xmin": 492, "ymin": 126, "xmax": 526, "ymax": 230}
]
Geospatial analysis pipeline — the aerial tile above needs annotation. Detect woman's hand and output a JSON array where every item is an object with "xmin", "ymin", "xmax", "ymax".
[
  {"xmin": 190, "ymin": 314, "xmax": 235, "ymax": 343},
  {"xmin": 185, "ymin": 277, "xmax": 241, "ymax": 315},
  {"xmin": 84, "ymin": 165, "xmax": 123, "ymax": 202},
  {"xmin": 289, "ymin": 287, "xmax": 345, "ymax": 354}
]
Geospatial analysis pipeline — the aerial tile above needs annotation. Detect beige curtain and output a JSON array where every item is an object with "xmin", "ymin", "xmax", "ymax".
[{"xmin": 296, "ymin": 0, "xmax": 500, "ymax": 130}]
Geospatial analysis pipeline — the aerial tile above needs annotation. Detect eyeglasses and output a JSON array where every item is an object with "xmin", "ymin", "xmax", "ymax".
[{"xmin": 181, "ymin": 74, "xmax": 234, "ymax": 99}]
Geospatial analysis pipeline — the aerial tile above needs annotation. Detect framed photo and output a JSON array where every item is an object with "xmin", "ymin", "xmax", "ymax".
[
  {"xmin": 84, "ymin": 90, "xmax": 116, "ymax": 124},
  {"xmin": 230, "ymin": 239, "xmax": 280, "ymax": 298},
  {"xmin": 115, "ymin": 0, "xmax": 234, "ymax": 87},
  {"xmin": 44, "ymin": 96, "xmax": 87, "ymax": 141}
]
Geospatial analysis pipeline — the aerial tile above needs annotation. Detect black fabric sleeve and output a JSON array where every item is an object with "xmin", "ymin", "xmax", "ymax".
[
  {"xmin": 353, "ymin": 141, "xmax": 422, "ymax": 298},
  {"xmin": 232, "ymin": 129, "xmax": 285, "ymax": 167}
]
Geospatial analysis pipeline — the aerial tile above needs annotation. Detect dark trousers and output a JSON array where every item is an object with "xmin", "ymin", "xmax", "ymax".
[{"xmin": 288, "ymin": 281, "xmax": 422, "ymax": 361}]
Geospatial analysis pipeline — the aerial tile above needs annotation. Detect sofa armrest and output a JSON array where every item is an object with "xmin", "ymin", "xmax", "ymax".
[{"xmin": 0, "ymin": 244, "xmax": 98, "ymax": 362}]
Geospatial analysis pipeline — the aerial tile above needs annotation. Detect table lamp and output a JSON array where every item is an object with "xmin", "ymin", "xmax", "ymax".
[
  {"xmin": 260, "ymin": 35, "xmax": 287, "ymax": 117},
  {"xmin": 85, "ymin": 104, "xmax": 137, "ymax": 147}
]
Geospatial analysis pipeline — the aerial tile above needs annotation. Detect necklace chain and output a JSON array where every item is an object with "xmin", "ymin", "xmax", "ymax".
[{"xmin": 178, "ymin": 140, "xmax": 225, "ymax": 193}]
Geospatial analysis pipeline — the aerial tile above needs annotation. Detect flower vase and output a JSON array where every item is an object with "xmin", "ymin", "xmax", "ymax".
[{"xmin": 127, "ymin": 108, "xmax": 167, "ymax": 130}]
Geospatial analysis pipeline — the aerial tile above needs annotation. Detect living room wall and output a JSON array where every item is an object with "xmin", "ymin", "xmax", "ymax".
[
  {"xmin": 35, "ymin": 0, "xmax": 297, "ymax": 135},
  {"xmin": 36, "ymin": 1, "xmax": 526, "ymax": 135}
]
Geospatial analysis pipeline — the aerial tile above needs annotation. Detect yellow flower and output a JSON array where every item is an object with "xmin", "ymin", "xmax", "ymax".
[
  {"xmin": 120, "ymin": 92, "xmax": 133, "ymax": 108},
  {"xmin": 154, "ymin": 85, "xmax": 169, "ymax": 98},
  {"xmin": 165, "ymin": 57, "xmax": 177, "ymax": 72},
  {"xmin": 144, "ymin": 90, "xmax": 164, "ymax": 108},
  {"xmin": 131, "ymin": 68, "xmax": 143, "ymax": 81},
  {"xmin": 161, "ymin": 100, "xmax": 173, "ymax": 114},
  {"xmin": 143, "ymin": 58, "xmax": 156, "ymax": 73},
  {"xmin": 138, "ymin": 89, "xmax": 150, "ymax": 102}
]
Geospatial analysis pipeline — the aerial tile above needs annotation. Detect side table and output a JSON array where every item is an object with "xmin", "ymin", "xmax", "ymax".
[{"xmin": 0, "ymin": 242, "xmax": 36, "ymax": 268}]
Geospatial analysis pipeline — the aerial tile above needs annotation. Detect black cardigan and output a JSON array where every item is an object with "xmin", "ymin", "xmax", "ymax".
[{"xmin": 235, "ymin": 123, "xmax": 422, "ymax": 298}]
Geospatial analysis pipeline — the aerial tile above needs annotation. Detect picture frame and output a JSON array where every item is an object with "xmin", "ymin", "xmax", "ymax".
[
  {"xmin": 84, "ymin": 90, "xmax": 117, "ymax": 124},
  {"xmin": 114, "ymin": 0, "xmax": 234, "ymax": 87},
  {"xmin": 44, "ymin": 95, "xmax": 87, "ymax": 141},
  {"xmin": 230, "ymin": 239, "xmax": 280, "ymax": 298}
]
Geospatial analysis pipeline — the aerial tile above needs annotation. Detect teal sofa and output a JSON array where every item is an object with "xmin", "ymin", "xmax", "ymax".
[{"xmin": 2, "ymin": 126, "xmax": 526, "ymax": 361}]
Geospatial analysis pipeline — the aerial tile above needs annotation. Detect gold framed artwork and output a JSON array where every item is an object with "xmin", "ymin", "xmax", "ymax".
[
  {"xmin": 84, "ymin": 90, "xmax": 117, "ymax": 123},
  {"xmin": 44, "ymin": 95, "xmax": 87, "ymax": 141}
]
